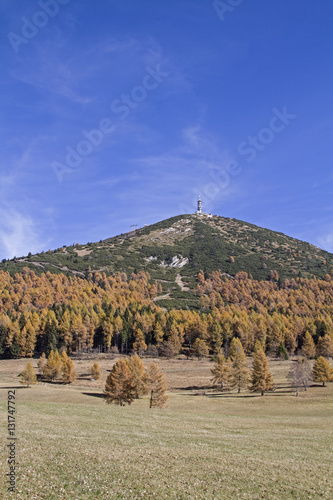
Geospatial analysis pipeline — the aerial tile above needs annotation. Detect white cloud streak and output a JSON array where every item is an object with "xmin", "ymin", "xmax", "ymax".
[{"xmin": 0, "ymin": 208, "xmax": 48, "ymax": 259}]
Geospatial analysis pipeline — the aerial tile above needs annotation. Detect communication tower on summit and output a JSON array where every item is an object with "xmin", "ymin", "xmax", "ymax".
[
  {"xmin": 196, "ymin": 195, "xmax": 202, "ymax": 214},
  {"xmin": 194, "ymin": 196, "xmax": 212, "ymax": 217}
]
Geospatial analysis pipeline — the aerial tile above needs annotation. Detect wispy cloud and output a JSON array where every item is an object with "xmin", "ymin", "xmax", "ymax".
[
  {"xmin": 0, "ymin": 208, "xmax": 49, "ymax": 259},
  {"xmin": 8, "ymin": 35, "xmax": 169, "ymax": 105},
  {"xmin": 317, "ymin": 233, "xmax": 333, "ymax": 253}
]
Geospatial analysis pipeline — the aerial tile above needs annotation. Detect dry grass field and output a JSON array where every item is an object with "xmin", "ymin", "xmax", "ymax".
[{"xmin": 1, "ymin": 355, "xmax": 332, "ymax": 499}]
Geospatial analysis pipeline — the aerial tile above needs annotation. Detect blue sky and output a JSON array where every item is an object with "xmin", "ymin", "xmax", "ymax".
[{"xmin": 0, "ymin": 0, "xmax": 333, "ymax": 259}]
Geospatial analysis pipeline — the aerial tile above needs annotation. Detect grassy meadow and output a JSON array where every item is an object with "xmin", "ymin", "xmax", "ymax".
[{"xmin": 1, "ymin": 355, "xmax": 332, "ymax": 499}]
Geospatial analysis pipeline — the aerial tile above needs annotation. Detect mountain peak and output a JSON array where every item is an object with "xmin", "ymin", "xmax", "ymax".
[{"xmin": 0, "ymin": 214, "xmax": 332, "ymax": 287}]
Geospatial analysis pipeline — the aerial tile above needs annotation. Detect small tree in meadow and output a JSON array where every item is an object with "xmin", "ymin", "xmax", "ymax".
[
  {"xmin": 127, "ymin": 354, "xmax": 148, "ymax": 398},
  {"xmin": 104, "ymin": 359, "xmax": 135, "ymax": 406},
  {"xmin": 298, "ymin": 356, "xmax": 312, "ymax": 391},
  {"xmin": 287, "ymin": 357, "xmax": 305, "ymax": 396},
  {"xmin": 229, "ymin": 339, "xmax": 249, "ymax": 393},
  {"xmin": 91, "ymin": 362, "xmax": 102, "ymax": 380},
  {"xmin": 19, "ymin": 362, "xmax": 37, "ymax": 388},
  {"xmin": 43, "ymin": 350, "xmax": 62, "ymax": 381},
  {"xmin": 313, "ymin": 356, "xmax": 333, "ymax": 386},
  {"xmin": 250, "ymin": 348, "xmax": 274, "ymax": 396},
  {"xmin": 62, "ymin": 357, "xmax": 77, "ymax": 384},
  {"xmin": 211, "ymin": 353, "xmax": 230, "ymax": 390},
  {"xmin": 147, "ymin": 362, "xmax": 168, "ymax": 408}
]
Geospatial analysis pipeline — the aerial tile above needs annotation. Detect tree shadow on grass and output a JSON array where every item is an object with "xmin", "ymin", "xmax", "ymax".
[
  {"xmin": 173, "ymin": 385, "xmax": 213, "ymax": 391},
  {"xmin": 206, "ymin": 393, "xmax": 258, "ymax": 398},
  {"xmin": 0, "ymin": 386, "xmax": 23, "ymax": 390},
  {"xmin": 207, "ymin": 391, "xmax": 297, "ymax": 398},
  {"xmin": 82, "ymin": 392, "xmax": 105, "ymax": 399}
]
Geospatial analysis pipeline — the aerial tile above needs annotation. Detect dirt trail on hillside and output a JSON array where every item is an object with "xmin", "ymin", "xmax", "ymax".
[
  {"xmin": 153, "ymin": 293, "xmax": 170, "ymax": 301},
  {"xmin": 175, "ymin": 273, "xmax": 189, "ymax": 291}
]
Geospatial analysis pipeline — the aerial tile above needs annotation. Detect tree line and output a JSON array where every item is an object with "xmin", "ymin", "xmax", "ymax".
[{"xmin": 1, "ymin": 268, "xmax": 333, "ymax": 360}]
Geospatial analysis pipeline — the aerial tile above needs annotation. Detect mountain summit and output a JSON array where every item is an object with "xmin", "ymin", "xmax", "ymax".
[{"xmin": 1, "ymin": 214, "xmax": 332, "ymax": 288}]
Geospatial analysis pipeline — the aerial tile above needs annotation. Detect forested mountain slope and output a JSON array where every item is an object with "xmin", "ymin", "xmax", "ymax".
[{"xmin": 1, "ymin": 214, "xmax": 332, "ymax": 284}]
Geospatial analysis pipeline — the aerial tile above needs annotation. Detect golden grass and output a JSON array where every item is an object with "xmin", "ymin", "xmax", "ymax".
[{"xmin": 0, "ymin": 356, "xmax": 332, "ymax": 499}]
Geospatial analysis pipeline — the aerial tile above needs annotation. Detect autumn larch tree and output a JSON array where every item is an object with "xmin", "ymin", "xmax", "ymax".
[
  {"xmin": 60, "ymin": 350, "xmax": 68, "ymax": 365},
  {"xmin": 43, "ymin": 350, "xmax": 62, "ymax": 381},
  {"xmin": 210, "ymin": 321, "xmax": 223, "ymax": 354},
  {"xmin": 253, "ymin": 339, "xmax": 264, "ymax": 354},
  {"xmin": 104, "ymin": 359, "xmax": 135, "ymax": 406},
  {"xmin": 228, "ymin": 337, "xmax": 241, "ymax": 361},
  {"xmin": 62, "ymin": 357, "xmax": 77, "ymax": 384},
  {"xmin": 211, "ymin": 353, "xmax": 230, "ymax": 390},
  {"xmin": 168, "ymin": 323, "xmax": 182, "ymax": 354},
  {"xmin": 229, "ymin": 339, "xmax": 249, "ymax": 393},
  {"xmin": 312, "ymin": 356, "xmax": 333, "ymax": 386},
  {"xmin": 91, "ymin": 362, "xmax": 102, "ymax": 380},
  {"xmin": 317, "ymin": 334, "xmax": 333, "ymax": 359},
  {"xmin": 250, "ymin": 348, "xmax": 274, "ymax": 396},
  {"xmin": 24, "ymin": 320, "xmax": 36, "ymax": 357},
  {"xmin": 37, "ymin": 352, "xmax": 47, "ymax": 375},
  {"xmin": 19, "ymin": 362, "xmax": 37, "ymax": 387},
  {"xmin": 153, "ymin": 322, "xmax": 164, "ymax": 345},
  {"xmin": 133, "ymin": 328, "xmax": 147, "ymax": 356},
  {"xmin": 147, "ymin": 362, "xmax": 168, "ymax": 408},
  {"xmin": 302, "ymin": 331, "xmax": 316, "ymax": 359},
  {"xmin": 192, "ymin": 338, "xmax": 209, "ymax": 360},
  {"xmin": 127, "ymin": 354, "xmax": 148, "ymax": 398}
]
